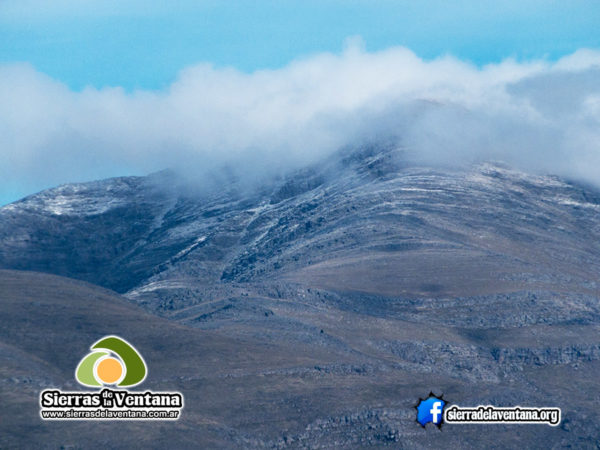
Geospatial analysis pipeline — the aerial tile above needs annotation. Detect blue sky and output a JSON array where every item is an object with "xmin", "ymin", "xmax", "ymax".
[
  {"xmin": 1, "ymin": 1, "xmax": 600, "ymax": 206},
  {"xmin": 2, "ymin": 0, "xmax": 600, "ymax": 91}
]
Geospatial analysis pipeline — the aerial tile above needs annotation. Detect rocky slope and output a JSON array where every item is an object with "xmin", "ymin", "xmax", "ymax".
[{"xmin": 1, "ymin": 145, "xmax": 600, "ymax": 447}]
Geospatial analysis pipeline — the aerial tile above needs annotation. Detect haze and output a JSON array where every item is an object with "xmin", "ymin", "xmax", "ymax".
[{"xmin": 2, "ymin": 44, "xmax": 600, "ymax": 205}]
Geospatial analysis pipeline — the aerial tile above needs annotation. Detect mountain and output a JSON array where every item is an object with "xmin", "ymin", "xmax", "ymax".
[
  {"xmin": 2, "ymin": 269, "xmax": 396, "ymax": 448},
  {"xmin": 1, "ymin": 145, "xmax": 600, "ymax": 447}
]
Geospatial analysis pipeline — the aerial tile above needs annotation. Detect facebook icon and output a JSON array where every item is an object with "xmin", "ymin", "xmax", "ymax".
[{"xmin": 415, "ymin": 393, "xmax": 446, "ymax": 428}]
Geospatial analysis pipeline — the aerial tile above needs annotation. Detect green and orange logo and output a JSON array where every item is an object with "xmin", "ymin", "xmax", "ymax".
[
  {"xmin": 75, "ymin": 335, "xmax": 147, "ymax": 388},
  {"xmin": 41, "ymin": 335, "xmax": 182, "ymax": 420}
]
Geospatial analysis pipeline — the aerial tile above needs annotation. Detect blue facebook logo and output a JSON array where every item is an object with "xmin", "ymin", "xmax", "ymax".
[{"xmin": 415, "ymin": 393, "xmax": 446, "ymax": 428}]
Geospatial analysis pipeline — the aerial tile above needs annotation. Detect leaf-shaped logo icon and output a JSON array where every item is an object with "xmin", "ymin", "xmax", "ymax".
[{"xmin": 75, "ymin": 336, "xmax": 147, "ymax": 388}]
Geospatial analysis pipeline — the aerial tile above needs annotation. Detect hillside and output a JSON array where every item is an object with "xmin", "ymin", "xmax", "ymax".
[{"xmin": 1, "ymin": 146, "xmax": 600, "ymax": 447}]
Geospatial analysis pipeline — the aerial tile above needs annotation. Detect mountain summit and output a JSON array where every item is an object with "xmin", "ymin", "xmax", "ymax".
[
  {"xmin": 2, "ymin": 146, "xmax": 598, "ymax": 311},
  {"xmin": 1, "ymin": 145, "xmax": 599, "ymax": 446}
]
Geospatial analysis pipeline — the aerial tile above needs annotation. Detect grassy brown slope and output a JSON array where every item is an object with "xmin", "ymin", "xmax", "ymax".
[
  {"xmin": 1, "ymin": 270, "xmax": 597, "ymax": 449},
  {"xmin": 0, "ymin": 270, "xmax": 366, "ymax": 448}
]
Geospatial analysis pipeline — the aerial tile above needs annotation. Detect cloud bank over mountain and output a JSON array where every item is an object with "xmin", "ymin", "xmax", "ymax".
[{"xmin": 2, "ymin": 43, "xmax": 600, "ymax": 201}]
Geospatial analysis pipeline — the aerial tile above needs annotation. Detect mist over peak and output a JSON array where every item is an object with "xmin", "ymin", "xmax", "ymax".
[{"xmin": 2, "ymin": 45, "xmax": 600, "ymax": 204}]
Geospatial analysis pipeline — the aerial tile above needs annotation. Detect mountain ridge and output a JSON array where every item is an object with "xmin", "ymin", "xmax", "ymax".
[
  {"xmin": 2, "ymin": 147, "xmax": 599, "ymax": 308},
  {"xmin": 1, "ymin": 145, "xmax": 600, "ymax": 446}
]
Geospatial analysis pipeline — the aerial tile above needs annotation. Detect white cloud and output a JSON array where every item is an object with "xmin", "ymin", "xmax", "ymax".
[{"xmin": 2, "ymin": 44, "xmax": 600, "ymax": 200}]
